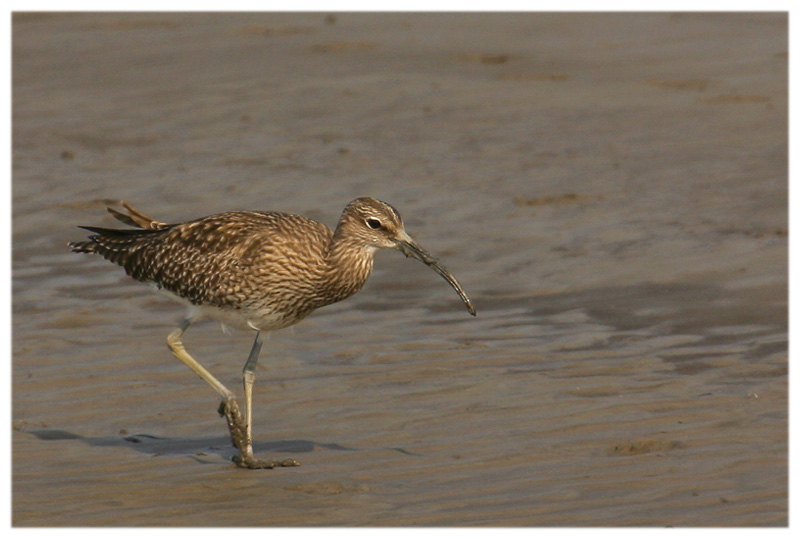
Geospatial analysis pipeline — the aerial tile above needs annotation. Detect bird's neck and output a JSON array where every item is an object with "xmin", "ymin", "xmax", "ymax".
[{"xmin": 319, "ymin": 235, "xmax": 376, "ymax": 305}]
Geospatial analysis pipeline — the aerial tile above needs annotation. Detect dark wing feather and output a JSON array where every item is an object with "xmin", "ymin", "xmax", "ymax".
[{"xmin": 69, "ymin": 223, "xmax": 171, "ymax": 267}]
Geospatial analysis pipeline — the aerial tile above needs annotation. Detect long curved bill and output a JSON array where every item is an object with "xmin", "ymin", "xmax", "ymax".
[{"xmin": 395, "ymin": 231, "xmax": 476, "ymax": 316}]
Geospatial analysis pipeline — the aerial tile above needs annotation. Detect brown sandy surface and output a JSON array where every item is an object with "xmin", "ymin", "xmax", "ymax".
[{"xmin": 12, "ymin": 12, "xmax": 786, "ymax": 526}]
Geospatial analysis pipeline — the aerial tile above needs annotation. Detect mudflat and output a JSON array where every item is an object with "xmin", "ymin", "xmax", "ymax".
[{"xmin": 12, "ymin": 12, "xmax": 786, "ymax": 526}]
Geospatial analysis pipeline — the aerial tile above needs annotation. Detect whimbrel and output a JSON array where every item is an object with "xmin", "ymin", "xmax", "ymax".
[{"xmin": 69, "ymin": 197, "xmax": 475, "ymax": 468}]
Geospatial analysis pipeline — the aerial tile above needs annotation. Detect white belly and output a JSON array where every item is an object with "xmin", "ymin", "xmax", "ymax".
[{"xmin": 150, "ymin": 283, "xmax": 292, "ymax": 332}]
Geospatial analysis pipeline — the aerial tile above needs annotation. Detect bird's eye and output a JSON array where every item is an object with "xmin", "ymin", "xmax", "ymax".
[{"xmin": 366, "ymin": 218, "xmax": 382, "ymax": 230}]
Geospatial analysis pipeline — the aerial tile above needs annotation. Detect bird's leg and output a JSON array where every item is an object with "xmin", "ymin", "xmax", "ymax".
[
  {"xmin": 167, "ymin": 320, "xmax": 246, "ymax": 445},
  {"xmin": 167, "ymin": 320, "xmax": 294, "ymax": 469},
  {"xmin": 242, "ymin": 332, "xmax": 262, "ymax": 459},
  {"xmin": 167, "ymin": 319, "xmax": 238, "ymax": 405},
  {"xmin": 227, "ymin": 332, "xmax": 300, "ymax": 470}
]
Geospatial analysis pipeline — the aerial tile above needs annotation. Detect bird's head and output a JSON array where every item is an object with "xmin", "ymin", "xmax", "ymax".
[{"xmin": 336, "ymin": 197, "xmax": 476, "ymax": 316}]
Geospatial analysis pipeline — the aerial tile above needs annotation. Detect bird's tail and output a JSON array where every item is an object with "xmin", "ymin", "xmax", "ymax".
[
  {"xmin": 68, "ymin": 201, "xmax": 172, "ymax": 255},
  {"xmin": 106, "ymin": 201, "xmax": 170, "ymax": 231}
]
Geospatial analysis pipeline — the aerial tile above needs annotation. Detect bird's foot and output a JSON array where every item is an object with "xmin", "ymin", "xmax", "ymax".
[
  {"xmin": 218, "ymin": 399, "xmax": 300, "ymax": 470},
  {"xmin": 232, "ymin": 455, "xmax": 301, "ymax": 469}
]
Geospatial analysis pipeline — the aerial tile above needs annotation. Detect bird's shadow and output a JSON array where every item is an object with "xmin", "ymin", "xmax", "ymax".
[{"xmin": 25, "ymin": 428, "xmax": 360, "ymax": 465}]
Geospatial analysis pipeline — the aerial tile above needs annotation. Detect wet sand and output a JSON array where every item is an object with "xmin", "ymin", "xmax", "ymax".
[{"xmin": 12, "ymin": 13, "xmax": 786, "ymax": 526}]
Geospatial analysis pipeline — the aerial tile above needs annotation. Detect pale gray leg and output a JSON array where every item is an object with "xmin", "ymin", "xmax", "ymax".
[
  {"xmin": 242, "ymin": 332, "xmax": 262, "ymax": 458},
  {"xmin": 234, "ymin": 331, "xmax": 299, "ymax": 469}
]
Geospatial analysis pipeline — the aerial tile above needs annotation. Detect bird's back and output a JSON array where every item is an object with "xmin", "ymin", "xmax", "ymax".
[{"xmin": 72, "ymin": 209, "xmax": 336, "ymax": 329}]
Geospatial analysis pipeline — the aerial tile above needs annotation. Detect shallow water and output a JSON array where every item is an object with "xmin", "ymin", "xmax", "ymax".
[{"xmin": 12, "ymin": 12, "xmax": 786, "ymax": 526}]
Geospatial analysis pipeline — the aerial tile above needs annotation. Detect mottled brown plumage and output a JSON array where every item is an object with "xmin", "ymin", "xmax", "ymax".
[{"xmin": 69, "ymin": 197, "xmax": 475, "ymax": 469}]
